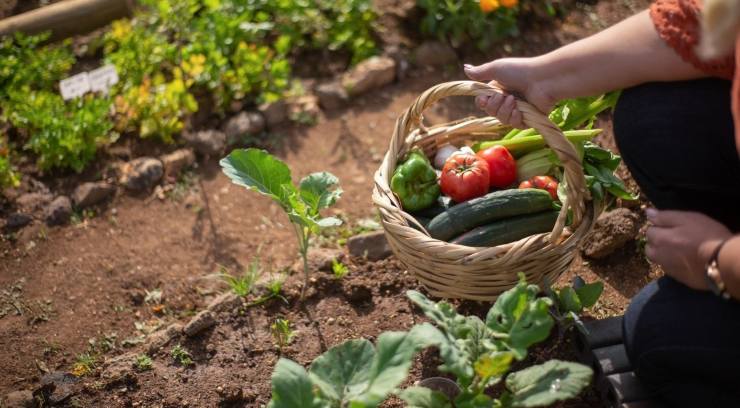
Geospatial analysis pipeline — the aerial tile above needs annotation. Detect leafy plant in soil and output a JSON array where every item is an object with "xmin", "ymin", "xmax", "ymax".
[
  {"xmin": 271, "ymin": 318, "xmax": 297, "ymax": 353},
  {"xmin": 268, "ymin": 275, "xmax": 593, "ymax": 407},
  {"xmin": 134, "ymin": 354, "xmax": 153, "ymax": 372},
  {"xmin": 331, "ymin": 259, "xmax": 349, "ymax": 280},
  {"xmin": 220, "ymin": 259, "xmax": 262, "ymax": 297},
  {"xmin": 171, "ymin": 344, "xmax": 193, "ymax": 367},
  {"xmin": 220, "ymin": 148, "xmax": 343, "ymax": 300},
  {"xmin": 544, "ymin": 276, "xmax": 604, "ymax": 336}
]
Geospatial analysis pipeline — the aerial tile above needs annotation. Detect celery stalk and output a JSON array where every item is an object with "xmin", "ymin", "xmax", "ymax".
[{"xmin": 477, "ymin": 129, "xmax": 602, "ymax": 157}]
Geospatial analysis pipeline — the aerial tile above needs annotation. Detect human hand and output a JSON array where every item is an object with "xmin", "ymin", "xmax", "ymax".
[
  {"xmin": 645, "ymin": 209, "xmax": 733, "ymax": 290},
  {"xmin": 464, "ymin": 58, "xmax": 555, "ymax": 129}
]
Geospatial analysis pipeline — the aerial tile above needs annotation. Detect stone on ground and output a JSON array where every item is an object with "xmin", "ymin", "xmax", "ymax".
[
  {"xmin": 119, "ymin": 157, "xmax": 164, "ymax": 191},
  {"xmin": 72, "ymin": 182, "xmax": 116, "ymax": 208},
  {"xmin": 44, "ymin": 196, "xmax": 72, "ymax": 226},
  {"xmin": 183, "ymin": 310, "xmax": 216, "ymax": 337},
  {"xmin": 160, "ymin": 149, "xmax": 196, "ymax": 179},
  {"xmin": 182, "ymin": 129, "xmax": 226, "ymax": 156},
  {"xmin": 2, "ymin": 390, "xmax": 34, "ymax": 408},
  {"xmin": 347, "ymin": 231, "xmax": 392, "ymax": 261},
  {"xmin": 258, "ymin": 100, "xmax": 289, "ymax": 128},
  {"xmin": 224, "ymin": 111, "xmax": 265, "ymax": 144},
  {"xmin": 342, "ymin": 56, "xmax": 396, "ymax": 97},
  {"xmin": 412, "ymin": 41, "xmax": 457, "ymax": 67},
  {"xmin": 582, "ymin": 208, "xmax": 640, "ymax": 259},
  {"xmin": 315, "ymin": 81, "xmax": 348, "ymax": 111}
]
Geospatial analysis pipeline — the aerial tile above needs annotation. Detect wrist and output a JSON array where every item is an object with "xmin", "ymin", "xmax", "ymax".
[{"xmin": 521, "ymin": 55, "xmax": 559, "ymax": 112}]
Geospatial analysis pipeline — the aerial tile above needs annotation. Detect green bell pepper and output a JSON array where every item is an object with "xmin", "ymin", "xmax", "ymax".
[{"xmin": 391, "ymin": 150, "xmax": 440, "ymax": 212}]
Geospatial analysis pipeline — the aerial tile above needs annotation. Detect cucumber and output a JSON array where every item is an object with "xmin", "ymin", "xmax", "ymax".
[
  {"xmin": 427, "ymin": 189, "xmax": 554, "ymax": 241},
  {"xmin": 412, "ymin": 195, "xmax": 454, "ymax": 218},
  {"xmin": 451, "ymin": 211, "xmax": 559, "ymax": 247}
]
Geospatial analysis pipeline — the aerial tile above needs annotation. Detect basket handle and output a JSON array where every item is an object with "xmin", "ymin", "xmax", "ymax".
[{"xmin": 390, "ymin": 80, "xmax": 588, "ymax": 241}]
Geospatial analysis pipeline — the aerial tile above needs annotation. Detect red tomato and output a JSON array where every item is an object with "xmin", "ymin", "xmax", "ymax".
[
  {"xmin": 476, "ymin": 146, "xmax": 517, "ymax": 188},
  {"xmin": 440, "ymin": 154, "xmax": 490, "ymax": 202},
  {"xmin": 520, "ymin": 175, "xmax": 559, "ymax": 200}
]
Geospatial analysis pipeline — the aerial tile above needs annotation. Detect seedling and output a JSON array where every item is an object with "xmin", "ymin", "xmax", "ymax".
[
  {"xmin": 71, "ymin": 353, "xmax": 97, "ymax": 377},
  {"xmin": 220, "ymin": 259, "xmax": 261, "ymax": 297},
  {"xmin": 544, "ymin": 275, "xmax": 604, "ymax": 336},
  {"xmin": 331, "ymin": 259, "xmax": 349, "ymax": 280},
  {"xmin": 268, "ymin": 274, "xmax": 593, "ymax": 407},
  {"xmin": 171, "ymin": 344, "xmax": 193, "ymax": 367},
  {"xmin": 270, "ymin": 318, "xmax": 296, "ymax": 352},
  {"xmin": 221, "ymin": 148, "xmax": 343, "ymax": 300},
  {"xmin": 134, "ymin": 354, "xmax": 153, "ymax": 372}
]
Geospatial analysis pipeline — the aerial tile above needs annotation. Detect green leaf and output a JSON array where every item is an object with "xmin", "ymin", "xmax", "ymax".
[
  {"xmin": 506, "ymin": 360, "xmax": 592, "ymax": 407},
  {"xmin": 574, "ymin": 282, "xmax": 603, "ymax": 309},
  {"xmin": 399, "ymin": 387, "xmax": 453, "ymax": 408},
  {"xmin": 299, "ymin": 171, "xmax": 342, "ymax": 213},
  {"xmin": 557, "ymin": 287, "xmax": 583, "ymax": 314},
  {"xmin": 454, "ymin": 392, "xmax": 494, "ymax": 408},
  {"xmin": 220, "ymin": 148, "xmax": 295, "ymax": 206},
  {"xmin": 309, "ymin": 339, "xmax": 375, "ymax": 401},
  {"xmin": 486, "ymin": 276, "xmax": 554, "ymax": 359},
  {"xmin": 316, "ymin": 216, "xmax": 342, "ymax": 228},
  {"xmin": 269, "ymin": 358, "xmax": 322, "ymax": 408},
  {"xmin": 474, "ymin": 351, "xmax": 514, "ymax": 384}
]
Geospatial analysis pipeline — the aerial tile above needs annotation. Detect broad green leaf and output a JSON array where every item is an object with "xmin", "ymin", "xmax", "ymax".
[
  {"xmin": 557, "ymin": 287, "xmax": 582, "ymax": 314},
  {"xmin": 316, "ymin": 216, "xmax": 342, "ymax": 228},
  {"xmin": 399, "ymin": 387, "xmax": 453, "ymax": 408},
  {"xmin": 299, "ymin": 172, "xmax": 342, "ymax": 213},
  {"xmin": 357, "ymin": 329, "xmax": 431, "ymax": 406},
  {"xmin": 486, "ymin": 276, "xmax": 554, "ymax": 359},
  {"xmin": 269, "ymin": 358, "xmax": 322, "ymax": 408},
  {"xmin": 220, "ymin": 148, "xmax": 295, "ymax": 206},
  {"xmin": 574, "ymin": 282, "xmax": 603, "ymax": 309},
  {"xmin": 308, "ymin": 339, "xmax": 375, "ymax": 401},
  {"xmin": 474, "ymin": 351, "xmax": 514, "ymax": 386},
  {"xmin": 506, "ymin": 360, "xmax": 592, "ymax": 407}
]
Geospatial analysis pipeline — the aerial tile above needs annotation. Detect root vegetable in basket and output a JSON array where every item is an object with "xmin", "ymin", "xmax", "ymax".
[
  {"xmin": 439, "ymin": 153, "xmax": 490, "ymax": 203},
  {"xmin": 391, "ymin": 149, "xmax": 440, "ymax": 212}
]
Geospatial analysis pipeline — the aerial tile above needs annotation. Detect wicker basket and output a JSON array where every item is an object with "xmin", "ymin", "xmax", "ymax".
[{"xmin": 372, "ymin": 81, "xmax": 601, "ymax": 301}]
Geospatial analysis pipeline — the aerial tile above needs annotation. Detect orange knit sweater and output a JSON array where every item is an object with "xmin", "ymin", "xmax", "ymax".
[{"xmin": 650, "ymin": 0, "xmax": 740, "ymax": 155}]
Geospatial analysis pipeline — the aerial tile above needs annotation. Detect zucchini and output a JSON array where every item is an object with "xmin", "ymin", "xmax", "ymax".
[
  {"xmin": 451, "ymin": 211, "xmax": 559, "ymax": 247},
  {"xmin": 427, "ymin": 189, "xmax": 554, "ymax": 241}
]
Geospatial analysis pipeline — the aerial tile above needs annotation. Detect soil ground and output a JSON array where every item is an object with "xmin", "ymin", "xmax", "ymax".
[{"xmin": 0, "ymin": 1, "xmax": 657, "ymax": 406}]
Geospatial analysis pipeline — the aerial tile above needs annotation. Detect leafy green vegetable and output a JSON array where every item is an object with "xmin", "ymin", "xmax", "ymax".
[
  {"xmin": 505, "ymin": 360, "xmax": 592, "ymax": 407},
  {"xmin": 582, "ymin": 142, "xmax": 637, "ymax": 201},
  {"xmin": 545, "ymin": 276, "xmax": 604, "ymax": 336},
  {"xmin": 221, "ymin": 148, "xmax": 342, "ymax": 299},
  {"xmin": 269, "ymin": 359, "xmax": 323, "ymax": 408},
  {"xmin": 400, "ymin": 386, "xmax": 453, "ymax": 408}
]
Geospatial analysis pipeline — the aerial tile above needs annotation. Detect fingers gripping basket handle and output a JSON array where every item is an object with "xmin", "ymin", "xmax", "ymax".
[{"xmin": 388, "ymin": 80, "xmax": 588, "ymax": 242}]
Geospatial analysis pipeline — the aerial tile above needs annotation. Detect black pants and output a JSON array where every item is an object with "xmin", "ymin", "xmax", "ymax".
[{"xmin": 615, "ymin": 79, "xmax": 740, "ymax": 408}]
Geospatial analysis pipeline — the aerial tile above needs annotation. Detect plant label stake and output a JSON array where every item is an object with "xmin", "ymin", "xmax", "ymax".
[
  {"xmin": 89, "ymin": 65, "xmax": 119, "ymax": 94},
  {"xmin": 59, "ymin": 72, "xmax": 91, "ymax": 100}
]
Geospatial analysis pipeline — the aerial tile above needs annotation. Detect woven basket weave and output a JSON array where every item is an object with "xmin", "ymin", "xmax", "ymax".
[{"xmin": 372, "ymin": 81, "xmax": 600, "ymax": 301}]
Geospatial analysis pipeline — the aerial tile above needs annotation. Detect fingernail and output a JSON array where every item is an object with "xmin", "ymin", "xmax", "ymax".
[
  {"xmin": 646, "ymin": 208, "xmax": 657, "ymax": 221},
  {"xmin": 463, "ymin": 64, "xmax": 474, "ymax": 71}
]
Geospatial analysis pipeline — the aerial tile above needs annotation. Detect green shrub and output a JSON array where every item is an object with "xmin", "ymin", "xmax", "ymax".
[
  {"xmin": 0, "ymin": 32, "xmax": 75, "ymax": 97},
  {"xmin": 0, "ymin": 137, "xmax": 19, "ymax": 188},
  {"xmin": 7, "ymin": 91, "xmax": 114, "ymax": 172},
  {"xmin": 417, "ymin": 0, "xmax": 521, "ymax": 50}
]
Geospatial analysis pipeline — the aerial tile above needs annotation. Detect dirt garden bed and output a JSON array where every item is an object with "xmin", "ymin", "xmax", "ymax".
[{"xmin": 0, "ymin": 1, "xmax": 659, "ymax": 407}]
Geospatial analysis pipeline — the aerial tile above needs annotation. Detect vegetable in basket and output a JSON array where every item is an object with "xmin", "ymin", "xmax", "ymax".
[
  {"xmin": 439, "ymin": 153, "xmax": 490, "ymax": 203},
  {"xmin": 476, "ymin": 145, "xmax": 517, "ymax": 188},
  {"xmin": 520, "ymin": 175, "xmax": 559, "ymax": 200},
  {"xmin": 391, "ymin": 149, "xmax": 440, "ymax": 212}
]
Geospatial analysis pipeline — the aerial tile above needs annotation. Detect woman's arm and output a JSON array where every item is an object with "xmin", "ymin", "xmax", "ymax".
[{"xmin": 465, "ymin": 10, "xmax": 709, "ymax": 126}]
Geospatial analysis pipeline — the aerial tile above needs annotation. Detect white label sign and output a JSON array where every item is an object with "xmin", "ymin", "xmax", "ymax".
[
  {"xmin": 89, "ymin": 65, "xmax": 119, "ymax": 93},
  {"xmin": 59, "ymin": 72, "xmax": 91, "ymax": 100}
]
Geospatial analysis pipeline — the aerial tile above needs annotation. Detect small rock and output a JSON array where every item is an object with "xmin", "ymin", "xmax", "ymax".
[
  {"xmin": 182, "ymin": 130, "xmax": 226, "ymax": 156},
  {"xmin": 347, "ymin": 231, "xmax": 392, "ymax": 261},
  {"xmin": 37, "ymin": 371, "xmax": 77, "ymax": 405},
  {"xmin": 223, "ymin": 111, "xmax": 265, "ymax": 144},
  {"xmin": 3, "ymin": 390, "xmax": 34, "ymax": 408},
  {"xmin": 291, "ymin": 95, "xmax": 320, "ymax": 121},
  {"xmin": 412, "ymin": 41, "xmax": 458, "ymax": 67},
  {"xmin": 16, "ymin": 192, "xmax": 53, "ymax": 213},
  {"xmin": 582, "ymin": 208, "xmax": 640, "ymax": 259},
  {"xmin": 216, "ymin": 385, "xmax": 243, "ymax": 403},
  {"xmin": 207, "ymin": 292, "xmax": 243, "ymax": 314},
  {"xmin": 119, "ymin": 158, "xmax": 163, "ymax": 191},
  {"xmin": 160, "ymin": 149, "xmax": 195, "ymax": 179},
  {"xmin": 258, "ymin": 100, "xmax": 289, "ymax": 128},
  {"xmin": 183, "ymin": 310, "xmax": 216, "ymax": 337},
  {"xmin": 72, "ymin": 182, "xmax": 116, "ymax": 208},
  {"xmin": 16, "ymin": 222, "xmax": 44, "ymax": 246},
  {"xmin": 342, "ymin": 56, "xmax": 396, "ymax": 97},
  {"xmin": 101, "ymin": 354, "xmax": 137, "ymax": 386},
  {"xmin": 315, "ymin": 81, "xmax": 349, "ymax": 111},
  {"xmin": 144, "ymin": 323, "xmax": 182, "ymax": 354},
  {"xmin": 4, "ymin": 213, "xmax": 32, "ymax": 230},
  {"xmin": 44, "ymin": 196, "xmax": 72, "ymax": 226}
]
